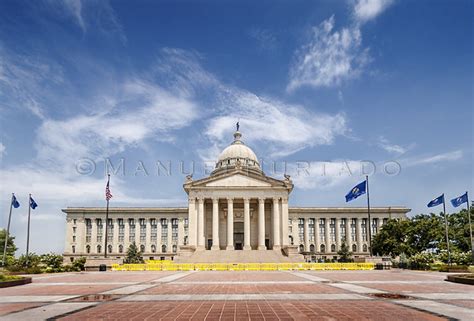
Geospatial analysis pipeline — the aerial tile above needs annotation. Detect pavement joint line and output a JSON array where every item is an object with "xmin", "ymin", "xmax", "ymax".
[
  {"xmin": 0, "ymin": 302, "xmax": 99, "ymax": 321},
  {"xmin": 0, "ymin": 296, "xmax": 81, "ymax": 303},
  {"xmin": 117, "ymin": 293, "xmax": 371, "ymax": 301},
  {"xmin": 172, "ymin": 281, "xmax": 315, "ymax": 284},
  {"xmin": 28, "ymin": 282, "xmax": 137, "ymax": 286},
  {"xmin": 327, "ymin": 283, "xmax": 387, "ymax": 294},
  {"xmin": 149, "ymin": 271, "xmax": 197, "ymax": 284},
  {"xmin": 407, "ymin": 292, "xmax": 474, "ymax": 300},
  {"xmin": 346, "ymin": 280, "xmax": 447, "ymax": 284},
  {"xmin": 285, "ymin": 271, "xmax": 331, "ymax": 283},
  {"xmin": 393, "ymin": 299, "xmax": 473, "ymax": 321}
]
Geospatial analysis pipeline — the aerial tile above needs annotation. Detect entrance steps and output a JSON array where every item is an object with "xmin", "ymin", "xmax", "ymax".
[{"xmin": 176, "ymin": 249, "xmax": 304, "ymax": 263}]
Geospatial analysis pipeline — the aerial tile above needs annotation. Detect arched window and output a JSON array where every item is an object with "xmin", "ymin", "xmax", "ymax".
[
  {"xmin": 151, "ymin": 245, "xmax": 156, "ymax": 253},
  {"xmin": 119, "ymin": 245, "xmax": 123, "ymax": 253},
  {"xmin": 299, "ymin": 244, "xmax": 304, "ymax": 253},
  {"xmin": 172, "ymin": 244, "xmax": 177, "ymax": 253},
  {"xmin": 72, "ymin": 245, "xmax": 75, "ymax": 254},
  {"xmin": 162, "ymin": 245, "xmax": 167, "ymax": 253},
  {"xmin": 140, "ymin": 244, "xmax": 145, "ymax": 253},
  {"xmin": 184, "ymin": 236, "xmax": 188, "ymax": 245},
  {"xmin": 97, "ymin": 245, "xmax": 101, "ymax": 254},
  {"xmin": 309, "ymin": 244, "xmax": 315, "ymax": 252},
  {"xmin": 331, "ymin": 244, "xmax": 336, "ymax": 252},
  {"xmin": 86, "ymin": 245, "xmax": 91, "ymax": 254},
  {"xmin": 363, "ymin": 244, "xmax": 368, "ymax": 252},
  {"xmin": 289, "ymin": 236, "xmax": 294, "ymax": 245},
  {"xmin": 108, "ymin": 244, "xmax": 112, "ymax": 254},
  {"xmin": 352, "ymin": 244, "xmax": 357, "ymax": 252},
  {"xmin": 320, "ymin": 244, "xmax": 326, "ymax": 253}
]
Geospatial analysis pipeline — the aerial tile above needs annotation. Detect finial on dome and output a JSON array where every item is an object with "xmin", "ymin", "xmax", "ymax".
[
  {"xmin": 233, "ymin": 120, "xmax": 242, "ymax": 143},
  {"xmin": 236, "ymin": 121, "xmax": 240, "ymax": 131}
]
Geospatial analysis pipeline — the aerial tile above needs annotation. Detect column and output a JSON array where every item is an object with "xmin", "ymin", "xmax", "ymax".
[
  {"xmin": 197, "ymin": 198, "xmax": 205, "ymax": 250},
  {"xmin": 325, "ymin": 218, "xmax": 331, "ymax": 252},
  {"xmin": 346, "ymin": 217, "xmax": 351, "ymax": 246},
  {"xmin": 113, "ymin": 219, "xmax": 119, "ymax": 254},
  {"xmin": 226, "ymin": 198, "xmax": 234, "ymax": 250},
  {"xmin": 356, "ymin": 218, "xmax": 363, "ymax": 253},
  {"xmin": 167, "ymin": 218, "xmax": 172, "ymax": 253},
  {"xmin": 258, "ymin": 198, "xmax": 266, "ymax": 250},
  {"xmin": 124, "ymin": 218, "xmax": 130, "ymax": 250},
  {"xmin": 211, "ymin": 198, "xmax": 220, "ymax": 250},
  {"xmin": 272, "ymin": 197, "xmax": 280, "ymax": 250},
  {"xmin": 145, "ymin": 219, "xmax": 151, "ymax": 252},
  {"xmin": 77, "ymin": 219, "xmax": 85, "ymax": 254},
  {"xmin": 281, "ymin": 197, "xmax": 289, "ymax": 246},
  {"xmin": 157, "ymin": 218, "xmax": 162, "ymax": 249},
  {"xmin": 377, "ymin": 217, "xmax": 383, "ymax": 233},
  {"xmin": 335, "ymin": 217, "xmax": 341, "ymax": 251},
  {"xmin": 178, "ymin": 218, "xmax": 184, "ymax": 247},
  {"xmin": 243, "ymin": 197, "xmax": 251, "ymax": 250},
  {"xmin": 91, "ymin": 218, "xmax": 98, "ymax": 250},
  {"xmin": 304, "ymin": 217, "xmax": 310, "ymax": 252},
  {"xmin": 315, "ymin": 218, "xmax": 321, "ymax": 253},
  {"xmin": 188, "ymin": 197, "xmax": 197, "ymax": 247}
]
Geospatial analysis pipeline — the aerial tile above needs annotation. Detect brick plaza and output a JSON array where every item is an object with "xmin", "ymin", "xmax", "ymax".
[{"xmin": 0, "ymin": 270, "xmax": 472, "ymax": 320}]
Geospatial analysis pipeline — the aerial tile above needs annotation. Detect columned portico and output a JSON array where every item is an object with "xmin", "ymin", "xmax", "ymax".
[
  {"xmin": 197, "ymin": 198, "xmax": 205, "ymax": 250},
  {"xmin": 272, "ymin": 197, "xmax": 281, "ymax": 250}
]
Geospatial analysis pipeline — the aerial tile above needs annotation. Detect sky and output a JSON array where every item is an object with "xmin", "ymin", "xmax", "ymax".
[{"xmin": 0, "ymin": 0, "xmax": 472, "ymax": 255}]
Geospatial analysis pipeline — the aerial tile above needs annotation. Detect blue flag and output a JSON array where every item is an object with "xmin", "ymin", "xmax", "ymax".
[
  {"xmin": 450, "ymin": 192, "xmax": 468, "ymax": 207},
  {"xmin": 427, "ymin": 194, "xmax": 444, "ymax": 207},
  {"xmin": 30, "ymin": 197, "xmax": 38, "ymax": 210},
  {"xmin": 11, "ymin": 195, "xmax": 20, "ymax": 208},
  {"xmin": 345, "ymin": 180, "xmax": 367, "ymax": 202}
]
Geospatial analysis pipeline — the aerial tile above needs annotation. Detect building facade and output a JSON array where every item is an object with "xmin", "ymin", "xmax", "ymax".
[{"xmin": 63, "ymin": 130, "xmax": 410, "ymax": 262}]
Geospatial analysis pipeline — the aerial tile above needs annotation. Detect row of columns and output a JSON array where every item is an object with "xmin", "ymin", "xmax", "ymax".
[
  {"xmin": 79, "ymin": 218, "xmax": 185, "ymax": 254},
  {"xmin": 299, "ymin": 217, "xmax": 385, "ymax": 253},
  {"xmin": 189, "ymin": 197, "xmax": 288, "ymax": 250}
]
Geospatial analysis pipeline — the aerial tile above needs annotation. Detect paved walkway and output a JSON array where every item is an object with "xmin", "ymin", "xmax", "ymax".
[{"xmin": 0, "ymin": 270, "xmax": 472, "ymax": 320}]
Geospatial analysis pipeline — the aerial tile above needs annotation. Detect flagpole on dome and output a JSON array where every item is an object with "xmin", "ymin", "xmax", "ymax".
[
  {"xmin": 2, "ymin": 193, "xmax": 16, "ymax": 266},
  {"xmin": 366, "ymin": 175, "xmax": 373, "ymax": 257}
]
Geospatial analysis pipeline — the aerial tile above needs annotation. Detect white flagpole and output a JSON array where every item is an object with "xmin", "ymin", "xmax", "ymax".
[{"xmin": 442, "ymin": 194, "xmax": 451, "ymax": 266}]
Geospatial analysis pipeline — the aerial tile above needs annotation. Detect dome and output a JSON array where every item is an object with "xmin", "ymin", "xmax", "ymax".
[{"xmin": 213, "ymin": 131, "xmax": 261, "ymax": 174}]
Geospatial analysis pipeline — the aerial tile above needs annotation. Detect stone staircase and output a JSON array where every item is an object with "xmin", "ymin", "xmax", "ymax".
[{"xmin": 175, "ymin": 250, "xmax": 304, "ymax": 263}]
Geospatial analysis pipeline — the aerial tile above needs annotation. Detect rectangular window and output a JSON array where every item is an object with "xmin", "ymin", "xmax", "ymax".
[
  {"xmin": 96, "ymin": 219, "xmax": 103, "ymax": 243},
  {"xmin": 85, "ymin": 219, "xmax": 92, "ymax": 243},
  {"xmin": 184, "ymin": 218, "xmax": 189, "ymax": 236},
  {"xmin": 139, "ymin": 218, "xmax": 146, "ymax": 243},
  {"xmin": 107, "ymin": 219, "xmax": 113, "ymax": 242},
  {"xmin": 362, "ymin": 218, "xmax": 367, "ymax": 241},
  {"xmin": 340, "ymin": 218, "xmax": 346, "ymax": 242},
  {"xmin": 151, "ymin": 219, "xmax": 157, "ymax": 242},
  {"xmin": 118, "ymin": 219, "xmax": 124, "ymax": 242},
  {"xmin": 72, "ymin": 226, "xmax": 76, "ymax": 233},
  {"xmin": 129, "ymin": 219, "xmax": 135, "ymax": 243},
  {"xmin": 351, "ymin": 219, "xmax": 357, "ymax": 242},
  {"xmin": 288, "ymin": 218, "xmax": 292, "ymax": 234},
  {"xmin": 309, "ymin": 218, "xmax": 315, "ymax": 242},
  {"xmin": 172, "ymin": 218, "xmax": 178, "ymax": 243},
  {"xmin": 73, "ymin": 219, "xmax": 77, "ymax": 225},
  {"xmin": 319, "ymin": 219, "xmax": 325, "ymax": 242},
  {"xmin": 372, "ymin": 218, "xmax": 378, "ymax": 236},
  {"xmin": 383, "ymin": 218, "xmax": 388, "ymax": 225},
  {"xmin": 298, "ymin": 218, "xmax": 304, "ymax": 242},
  {"xmin": 161, "ymin": 218, "xmax": 168, "ymax": 244},
  {"xmin": 72, "ymin": 235, "xmax": 76, "ymax": 242}
]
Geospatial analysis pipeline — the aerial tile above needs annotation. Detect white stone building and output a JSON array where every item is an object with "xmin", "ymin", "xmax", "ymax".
[{"xmin": 63, "ymin": 130, "xmax": 410, "ymax": 263}]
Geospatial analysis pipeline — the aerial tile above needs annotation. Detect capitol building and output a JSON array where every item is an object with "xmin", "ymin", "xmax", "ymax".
[{"xmin": 63, "ymin": 130, "xmax": 410, "ymax": 263}]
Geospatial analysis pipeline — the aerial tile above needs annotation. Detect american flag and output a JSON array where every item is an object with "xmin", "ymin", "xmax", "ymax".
[{"xmin": 105, "ymin": 177, "xmax": 113, "ymax": 201}]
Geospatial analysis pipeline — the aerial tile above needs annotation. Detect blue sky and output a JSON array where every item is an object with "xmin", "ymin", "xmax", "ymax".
[{"xmin": 0, "ymin": 0, "xmax": 472, "ymax": 254}]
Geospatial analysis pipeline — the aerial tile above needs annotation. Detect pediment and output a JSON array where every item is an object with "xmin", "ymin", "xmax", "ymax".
[{"xmin": 205, "ymin": 174, "xmax": 272, "ymax": 187}]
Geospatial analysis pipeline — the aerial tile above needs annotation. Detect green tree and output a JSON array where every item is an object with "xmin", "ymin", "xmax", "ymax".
[
  {"xmin": 0, "ymin": 229, "xmax": 17, "ymax": 261},
  {"xmin": 124, "ymin": 243, "xmax": 143, "ymax": 264},
  {"xmin": 372, "ymin": 219, "xmax": 412, "ymax": 257},
  {"xmin": 40, "ymin": 253, "xmax": 64, "ymax": 272},
  {"xmin": 337, "ymin": 242, "xmax": 353, "ymax": 262}
]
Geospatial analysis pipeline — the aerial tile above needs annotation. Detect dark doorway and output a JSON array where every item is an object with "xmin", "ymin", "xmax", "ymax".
[
  {"xmin": 207, "ymin": 239, "xmax": 213, "ymax": 250},
  {"xmin": 265, "ymin": 239, "xmax": 270, "ymax": 249},
  {"xmin": 234, "ymin": 233, "xmax": 243, "ymax": 250}
]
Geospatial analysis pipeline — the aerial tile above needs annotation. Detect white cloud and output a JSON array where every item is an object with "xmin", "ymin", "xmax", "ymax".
[
  {"xmin": 353, "ymin": 0, "xmax": 394, "ymax": 24},
  {"xmin": 378, "ymin": 136, "xmax": 411, "ymax": 155},
  {"xmin": 249, "ymin": 28, "xmax": 277, "ymax": 51},
  {"xmin": 63, "ymin": 0, "xmax": 86, "ymax": 32},
  {"xmin": 287, "ymin": 16, "xmax": 369, "ymax": 91},
  {"xmin": 403, "ymin": 150, "xmax": 463, "ymax": 167}
]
